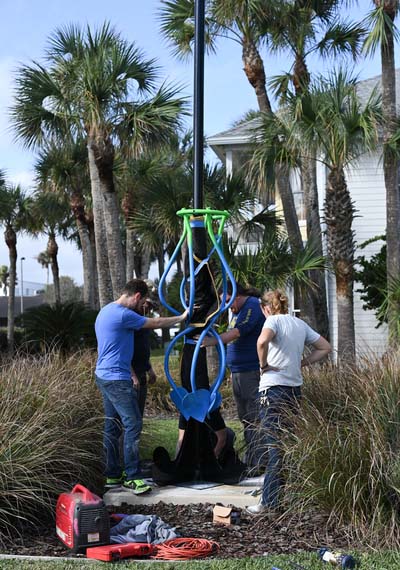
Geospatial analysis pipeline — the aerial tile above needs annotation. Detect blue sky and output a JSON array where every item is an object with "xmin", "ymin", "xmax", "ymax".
[{"xmin": 0, "ymin": 0, "xmax": 397, "ymax": 286}]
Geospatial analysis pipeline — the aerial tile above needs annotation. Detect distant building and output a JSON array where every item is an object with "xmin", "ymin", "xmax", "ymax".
[
  {"xmin": 0, "ymin": 294, "xmax": 45, "ymax": 327},
  {"xmin": 13, "ymin": 281, "xmax": 46, "ymax": 297}
]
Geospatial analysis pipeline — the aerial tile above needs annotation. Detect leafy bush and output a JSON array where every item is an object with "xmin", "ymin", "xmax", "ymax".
[
  {"xmin": 282, "ymin": 353, "xmax": 400, "ymax": 546},
  {"xmin": 18, "ymin": 301, "xmax": 97, "ymax": 354},
  {"xmin": 0, "ymin": 350, "xmax": 103, "ymax": 541}
]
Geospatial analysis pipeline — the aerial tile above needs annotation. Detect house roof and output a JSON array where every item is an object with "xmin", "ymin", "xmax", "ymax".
[
  {"xmin": 0, "ymin": 295, "xmax": 45, "ymax": 319},
  {"xmin": 208, "ymin": 69, "xmax": 400, "ymax": 153}
]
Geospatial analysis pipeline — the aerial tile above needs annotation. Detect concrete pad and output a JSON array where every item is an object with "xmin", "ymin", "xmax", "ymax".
[{"xmin": 104, "ymin": 477, "xmax": 263, "ymax": 509}]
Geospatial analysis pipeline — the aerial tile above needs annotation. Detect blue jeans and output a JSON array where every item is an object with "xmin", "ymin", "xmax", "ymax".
[
  {"xmin": 259, "ymin": 385, "xmax": 301, "ymax": 507},
  {"xmin": 96, "ymin": 375, "xmax": 143, "ymax": 480}
]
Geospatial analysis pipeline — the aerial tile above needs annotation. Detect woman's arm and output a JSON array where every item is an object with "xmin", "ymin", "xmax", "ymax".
[
  {"xmin": 257, "ymin": 327, "xmax": 276, "ymax": 372},
  {"xmin": 301, "ymin": 336, "xmax": 331, "ymax": 367}
]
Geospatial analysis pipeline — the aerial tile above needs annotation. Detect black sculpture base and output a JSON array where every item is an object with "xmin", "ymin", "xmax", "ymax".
[{"xmin": 152, "ymin": 419, "xmax": 246, "ymax": 486}]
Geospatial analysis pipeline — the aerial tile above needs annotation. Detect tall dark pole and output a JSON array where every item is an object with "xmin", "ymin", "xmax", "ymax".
[{"xmin": 193, "ymin": 0, "xmax": 205, "ymax": 210}]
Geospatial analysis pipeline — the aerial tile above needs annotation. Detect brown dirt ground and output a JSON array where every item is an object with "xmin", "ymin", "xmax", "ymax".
[{"xmin": 1, "ymin": 502, "xmax": 352, "ymax": 559}]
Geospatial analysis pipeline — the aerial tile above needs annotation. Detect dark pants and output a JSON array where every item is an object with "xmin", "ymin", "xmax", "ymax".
[
  {"xmin": 178, "ymin": 343, "xmax": 226, "ymax": 432},
  {"xmin": 136, "ymin": 372, "xmax": 147, "ymax": 417},
  {"xmin": 259, "ymin": 385, "xmax": 301, "ymax": 507},
  {"xmin": 231, "ymin": 370, "xmax": 260, "ymax": 466},
  {"xmin": 96, "ymin": 375, "xmax": 143, "ymax": 480}
]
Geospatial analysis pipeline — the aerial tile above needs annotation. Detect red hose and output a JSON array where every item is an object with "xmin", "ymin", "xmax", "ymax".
[{"xmin": 152, "ymin": 538, "xmax": 220, "ymax": 560}]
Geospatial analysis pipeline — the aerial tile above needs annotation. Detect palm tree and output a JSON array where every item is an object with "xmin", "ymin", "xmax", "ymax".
[
  {"xmin": 34, "ymin": 141, "xmax": 97, "ymax": 309},
  {"xmin": 226, "ymin": 223, "xmax": 327, "ymax": 296},
  {"xmin": 0, "ymin": 183, "xmax": 32, "ymax": 352},
  {"xmin": 0, "ymin": 265, "xmax": 9, "ymax": 295},
  {"xmin": 247, "ymin": 108, "xmax": 318, "ymax": 324},
  {"xmin": 266, "ymin": 0, "xmax": 365, "ymax": 339},
  {"xmin": 31, "ymin": 190, "xmax": 72, "ymax": 304},
  {"xmin": 291, "ymin": 71, "xmax": 382, "ymax": 360},
  {"xmin": 159, "ymin": 0, "xmax": 322, "ymax": 326},
  {"xmin": 364, "ymin": 0, "xmax": 400, "ymax": 345},
  {"xmin": 11, "ymin": 22, "xmax": 187, "ymax": 306},
  {"xmin": 118, "ymin": 154, "xmax": 167, "ymax": 281},
  {"xmin": 36, "ymin": 251, "xmax": 51, "ymax": 285},
  {"xmin": 160, "ymin": 0, "xmax": 274, "ymax": 112}
]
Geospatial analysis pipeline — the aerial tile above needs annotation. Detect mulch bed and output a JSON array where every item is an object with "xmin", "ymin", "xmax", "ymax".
[{"xmin": 1, "ymin": 502, "xmax": 352, "ymax": 559}]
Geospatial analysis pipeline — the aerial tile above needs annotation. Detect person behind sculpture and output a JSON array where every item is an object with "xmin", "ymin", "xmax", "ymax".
[
  {"xmin": 131, "ymin": 298, "xmax": 158, "ymax": 417},
  {"xmin": 246, "ymin": 289, "xmax": 331, "ymax": 515},
  {"xmin": 95, "ymin": 279, "xmax": 187, "ymax": 494},
  {"xmin": 202, "ymin": 282, "xmax": 265, "ymax": 468}
]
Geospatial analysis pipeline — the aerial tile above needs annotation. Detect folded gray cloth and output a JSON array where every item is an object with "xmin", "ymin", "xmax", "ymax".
[{"xmin": 110, "ymin": 514, "xmax": 180, "ymax": 545}]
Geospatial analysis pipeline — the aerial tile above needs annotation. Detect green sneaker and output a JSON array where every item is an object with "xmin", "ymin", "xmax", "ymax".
[
  {"xmin": 105, "ymin": 476, "xmax": 123, "ymax": 489},
  {"xmin": 123, "ymin": 479, "xmax": 152, "ymax": 495}
]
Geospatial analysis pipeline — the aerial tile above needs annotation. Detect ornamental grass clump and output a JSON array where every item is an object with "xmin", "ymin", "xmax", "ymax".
[
  {"xmin": 283, "ymin": 352, "xmax": 400, "ymax": 546},
  {"xmin": 0, "ymin": 350, "xmax": 103, "ymax": 542}
]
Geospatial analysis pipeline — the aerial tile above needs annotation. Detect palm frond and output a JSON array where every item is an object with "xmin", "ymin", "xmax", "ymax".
[
  {"xmin": 363, "ymin": 5, "xmax": 400, "ymax": 56},
  {"xmin": 317, "ymin": 20, "xmax": 366, "ymax": 60},
  {"xmin": 122, "ymin": 83, "xmax": 188, "ymax": 156}
]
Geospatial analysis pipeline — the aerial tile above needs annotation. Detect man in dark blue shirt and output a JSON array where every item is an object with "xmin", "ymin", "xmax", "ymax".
[{"xmin": 202, "ymin": 283, "xmax": 265, "ymax": 469}]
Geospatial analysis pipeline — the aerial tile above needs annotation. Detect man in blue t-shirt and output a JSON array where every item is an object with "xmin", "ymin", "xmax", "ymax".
[
  {"xmin": 202, "ymin": 282, "xmax": 265, "ymax": 469},
  {"xmin": 95, "ymin": 279, "xmax": 187, "ymax": 494}
]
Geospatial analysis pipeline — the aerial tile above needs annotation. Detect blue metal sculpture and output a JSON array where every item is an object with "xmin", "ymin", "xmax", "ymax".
[{"xmin": 159, "ymin": 208, "xmax": 236, "ymax": 422}]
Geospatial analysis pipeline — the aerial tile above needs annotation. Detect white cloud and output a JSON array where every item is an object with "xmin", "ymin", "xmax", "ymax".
[
  {"xmin": 0, "ymin": 235, "xmax": 84, "ymax": 286},
  {"xmin": 8, "ymin": 169, "xmax": 35, "ymax": 189},
  {"xmin": 0, "ymin": 58, "xmax": 15, "ymax": 147}
]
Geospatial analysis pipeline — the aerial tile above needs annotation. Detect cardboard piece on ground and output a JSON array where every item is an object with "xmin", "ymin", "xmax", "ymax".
[
  {"xmin": 213, "ymin": 504, "xmax": 241, "ymax": 526},
  {"xmin": 175, "ymin": 481, "xmax": 223, "ymax": 490}
]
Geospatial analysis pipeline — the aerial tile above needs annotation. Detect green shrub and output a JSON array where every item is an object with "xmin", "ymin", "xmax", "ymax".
[
  {"xmin": 18, "ymin": 301, "xmax": 97, "ymax": 354},
  {"xmin": 282, "ymin": 353, "xmax": 400, "ymax": 546}
]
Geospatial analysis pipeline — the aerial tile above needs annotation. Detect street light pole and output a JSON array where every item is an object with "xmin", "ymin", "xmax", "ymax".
[{"xmin": 20, "ymin": 257, "xmax": 25, "ymax": 316}]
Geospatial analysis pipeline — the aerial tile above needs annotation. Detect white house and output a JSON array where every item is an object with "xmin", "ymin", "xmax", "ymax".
[{"xmin": 208, "ymin": 72, "xmax": 395, "ymax": 356}]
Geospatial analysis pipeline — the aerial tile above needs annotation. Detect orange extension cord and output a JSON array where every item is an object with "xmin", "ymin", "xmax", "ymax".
[{"xmin": 152, "ymin": 538, "xmax": 220, "ymax": 560}]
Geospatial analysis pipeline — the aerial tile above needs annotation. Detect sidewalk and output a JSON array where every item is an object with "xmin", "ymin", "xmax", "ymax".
[{"xmin": 104, "ymin": 476, "xmax": 263, "ymax": 508}]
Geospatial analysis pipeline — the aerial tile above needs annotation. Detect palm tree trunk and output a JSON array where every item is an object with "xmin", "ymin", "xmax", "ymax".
[
  {"xmin": 5, "ymin": 227, "xmax": 16, "ymax": 354},
  {"xmin": 242, "ymin": 37, "xmax": 272, "ymax": 113},
  {"xmin": 90, "ymin": 133, "xmax": 126, "ymax": 297},
  {"xmin": 89, "ymin": 220, "xmax": 100, "ymax": 310},
  {"xmin": 294, "ymin": 53, "xmax": 329, "ymax": 337},
  {"xmin": 302, "ymin": 155, "xmax": 330, "ymax": 339},
  {"xmin": 157, "ymin": 247, "xmax": 170, "ymax": 346},
  {"xmin": 140, "ymin": 249, "xmax": 151, "ymax": 279},
  {"xmin": 88, "ymin": 142, "xmax": 113, "ymax": 307},
  {"xmin": 47, "ymin": 234, "xmax": 61, "ymax": 304},
  {"xmin": 276, "ymin": 164, "xmax": 316, "ymax": 326},
  {"xmin": 77, "ymin": 219, "xmax": 96, "ymax": 308},
  {"xmin": 133, "ymin": 248, "xmax": 152, "ymax": 280},
  {"xmin": 377, "ymin": 0, "xmax": 400, "ymax": 344},
  {"xmin": 126, "ymin": 227, "xmax": 136, "ymax": 281},
  {"xmin": 70, "ymin": 190, "xmax": 96, "ymax": 309},
  {"xmin": 325, "ymin": 167, "xmax": 355, "ymax": 361},
  {"xmin": 240, "ymin": 33, "xmax": 318, "ymax": 326}
]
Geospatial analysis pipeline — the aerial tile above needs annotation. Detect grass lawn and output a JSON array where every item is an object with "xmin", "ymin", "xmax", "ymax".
[
  {"xmin": 1, "ymin": 551, "xmax": 400, "ymax": 569},
  {"xmin": 140, "ymin": 418, "xmax": 244, "ymax": 460}
]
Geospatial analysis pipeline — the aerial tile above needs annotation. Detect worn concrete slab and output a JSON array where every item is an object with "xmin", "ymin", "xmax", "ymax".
[{"xmin": 104, "ymin": 477, "xmax": 263, "ymax": 509}]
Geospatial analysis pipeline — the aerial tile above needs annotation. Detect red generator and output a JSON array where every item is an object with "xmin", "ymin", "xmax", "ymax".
[{"xmin": 56, "ymin": 484, "xmax": 110, "ymax": 553}]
